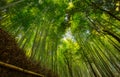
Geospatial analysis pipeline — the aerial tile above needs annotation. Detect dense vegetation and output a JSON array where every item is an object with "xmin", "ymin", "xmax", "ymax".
[
  {"xmin": 0, "ymin": 28, "xmax": 57, "ymax": 77},
  {"xmin": 0, "ymin": 0, "xmax": 120, "ymax": 77}
]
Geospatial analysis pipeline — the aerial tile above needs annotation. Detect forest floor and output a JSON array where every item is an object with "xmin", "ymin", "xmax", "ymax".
[{"xmin": 0, "ymin": 28, "xmax": 58, "ymax": 77}]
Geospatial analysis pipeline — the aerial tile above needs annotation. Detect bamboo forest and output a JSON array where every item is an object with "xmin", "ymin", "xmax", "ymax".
[{"xmin": 0, "ymin": 0, "xmax": 120, "ymax": 77}]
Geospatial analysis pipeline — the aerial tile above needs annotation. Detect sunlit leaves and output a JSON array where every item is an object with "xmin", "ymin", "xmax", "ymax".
[
  {"xmin": 67, "ymin": 2, "xmax": 75, "ymax": 10},
  {"xmin": 101, "ymin": 13, "xmax": 109, "ymax": 20},
  {"xmin": 116, "ymin": 1, "xmax": 120, "ymax": 11}
]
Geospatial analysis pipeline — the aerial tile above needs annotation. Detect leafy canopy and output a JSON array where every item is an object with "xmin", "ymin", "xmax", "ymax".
[{"xmin": 0, "ymin": 0, "xmax": 120, "ymax": 77}]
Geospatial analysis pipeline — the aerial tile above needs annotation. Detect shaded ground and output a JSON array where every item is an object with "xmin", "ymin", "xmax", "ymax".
[{"xmin": 0, "ymin": 28, "xmax": 58, "ymax": 77}]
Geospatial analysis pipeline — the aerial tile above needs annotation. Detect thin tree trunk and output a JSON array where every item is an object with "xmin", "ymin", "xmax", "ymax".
[
  {"xmin": 0, "ymin": 0, "xmax": 24, "ymax": 10},
  {"xmin": 91, "ymin": 2, "xmax": 120, "ymax": 21},
  {"xmin": 0, "ymin": 61, "xmax": 44, "ymax": 77},
  {"xmin": 64, "ymin": 54, "xmax": 73, "ymax": 77},
  {"xmin": 103, "ymin": 30, "xmax": 120, "ymax": 43}
]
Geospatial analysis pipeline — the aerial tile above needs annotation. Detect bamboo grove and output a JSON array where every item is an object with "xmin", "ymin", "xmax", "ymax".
[{"xmin": 0, "ymin": 0, "xmax": 120, "ymax": 77}]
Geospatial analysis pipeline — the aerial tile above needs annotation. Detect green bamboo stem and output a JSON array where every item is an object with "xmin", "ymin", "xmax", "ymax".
[{"xmin": 0, "ymin": 0, "xmax": 24, "ymax": 10}]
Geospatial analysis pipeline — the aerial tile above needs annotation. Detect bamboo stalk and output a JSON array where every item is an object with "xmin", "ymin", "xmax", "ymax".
[
  {"xmin": 0, "ymin": 0, "xmax": 24, "ymax": 10},
  {"xmin": 0, "ymin": 61, "xmax": 44, "ymax": 77}
]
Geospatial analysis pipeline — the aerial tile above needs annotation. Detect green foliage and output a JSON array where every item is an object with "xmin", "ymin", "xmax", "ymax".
[{"xmin": 0, "ymin": 0, "xmax": 120, "ymax": 77}]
